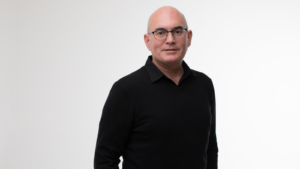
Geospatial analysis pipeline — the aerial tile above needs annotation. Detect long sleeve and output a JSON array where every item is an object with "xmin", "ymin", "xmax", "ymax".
[
  {"xmin": 206, "ymin": 79, "xmax": 219, "ymax": 169},
  {"xmin": 94, "ymin": 82, "xmax": 135, "ymax": 169}
]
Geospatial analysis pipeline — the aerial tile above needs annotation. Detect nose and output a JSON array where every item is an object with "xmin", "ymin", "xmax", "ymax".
[{"xmin": 165, "ymin": 32, "xmax": 176, "ymax": 44}]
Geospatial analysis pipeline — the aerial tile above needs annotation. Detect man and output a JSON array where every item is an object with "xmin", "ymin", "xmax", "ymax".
[{"xmin": 94, "ymin": 6, "xmax": 218, "ymax": 169}]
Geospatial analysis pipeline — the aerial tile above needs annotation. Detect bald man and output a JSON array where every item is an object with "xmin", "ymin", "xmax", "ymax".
[{"xmin": 94, "ymin": 6, "xmax": 218, "ymax": 169}]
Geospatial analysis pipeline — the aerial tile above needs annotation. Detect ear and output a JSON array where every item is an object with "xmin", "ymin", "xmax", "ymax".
[
  {"xmin": 187, "ymin": 30, "xmax": 192, "ymax": 47},
  {"xmin": 144, "ymin": 33, "xmax": 151, "ymax": 51}
]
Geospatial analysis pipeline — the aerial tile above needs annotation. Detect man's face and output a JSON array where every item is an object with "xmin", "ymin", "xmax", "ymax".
[{"xmin": 144, "ymin": 9, "xmax": 192, "ymax": 65}]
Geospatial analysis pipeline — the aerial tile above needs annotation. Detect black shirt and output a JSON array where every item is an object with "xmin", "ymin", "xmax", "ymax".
[{"xmin": 94, "ymin": 55, "xmax": 218, "ymax": 169}]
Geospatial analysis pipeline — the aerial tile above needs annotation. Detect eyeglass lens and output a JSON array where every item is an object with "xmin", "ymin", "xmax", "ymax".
[{"xmin": 154, "ymin": 29, "xmax": 186, "ymax": 40}]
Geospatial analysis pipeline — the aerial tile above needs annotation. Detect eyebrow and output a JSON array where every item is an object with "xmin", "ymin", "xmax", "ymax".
[{"xmin": 154, "ymin": 26, "xmax": 184, "ymax": 31}]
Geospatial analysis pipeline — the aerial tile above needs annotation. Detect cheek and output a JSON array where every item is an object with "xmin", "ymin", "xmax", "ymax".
[
  {"xmin": 182, "ymin": 39, "xmax": 189, "ymax": 49},
  {"xmin": 152, "ymin": 41, "xmax": 161, "ymax": 51}
]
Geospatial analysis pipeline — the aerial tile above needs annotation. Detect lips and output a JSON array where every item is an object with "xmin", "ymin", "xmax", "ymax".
[{"xmin": 163, "ymin": 48, "xmax": 179, "ymax": 51}]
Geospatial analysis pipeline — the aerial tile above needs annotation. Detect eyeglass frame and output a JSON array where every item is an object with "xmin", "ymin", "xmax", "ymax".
[{"xmin": 150, "ymin": 27, "xmax": 188, "ymax": 40}]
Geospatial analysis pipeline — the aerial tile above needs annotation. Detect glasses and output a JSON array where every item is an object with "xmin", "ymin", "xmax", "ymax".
[{"xmin": 151, "ymin": 28, "xmax": 188, "ymax": 40}]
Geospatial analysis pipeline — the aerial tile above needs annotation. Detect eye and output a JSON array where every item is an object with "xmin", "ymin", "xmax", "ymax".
[
  {"xmin": 155, "ymin": 31, "xmax": 165, "ymax": 36},
  {"xmin": 174, "ymin": 29, "xmax": 183, "ymax": 34}
]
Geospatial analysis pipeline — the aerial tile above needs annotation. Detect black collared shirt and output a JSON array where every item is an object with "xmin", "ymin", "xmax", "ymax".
[{"xmin": 94, "ymin": 55, "xmax": 218, "ymax": 169}]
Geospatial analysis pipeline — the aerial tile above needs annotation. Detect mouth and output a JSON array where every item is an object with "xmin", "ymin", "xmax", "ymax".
[{"xmin": 163, "ymin": 48, "xmax": 179, "ymax": 52}]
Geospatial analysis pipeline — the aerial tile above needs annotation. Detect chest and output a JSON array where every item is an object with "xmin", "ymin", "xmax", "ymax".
[{"xmin": 132, "ymin": 85, "xmax": 212, "ymax": 138}]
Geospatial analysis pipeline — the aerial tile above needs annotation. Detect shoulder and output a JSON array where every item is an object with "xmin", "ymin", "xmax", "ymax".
[
  {"xmin": 190, "ymin": 69, "xmax": 215, "ymax": 94},
  {"xmin": 191, "ymin": 69, "xmax": 213, "ymax": 84},
  {"xmin": 113, "ymin": 66, "xmax": 148, "ymax": 93},
  {"xmin": 190, "ymin": 69, "xmax": 216, "ymax": 102}
]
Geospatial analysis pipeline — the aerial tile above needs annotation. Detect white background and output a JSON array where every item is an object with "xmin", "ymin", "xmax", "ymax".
[{"xmin": 1, "ymin": 0, "xmax": 300, "ymax": 169}]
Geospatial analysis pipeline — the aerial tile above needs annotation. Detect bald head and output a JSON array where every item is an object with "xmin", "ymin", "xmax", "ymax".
[{"xmin": 147, "ymin": 6, "xmax": 188, "ymax": 33}]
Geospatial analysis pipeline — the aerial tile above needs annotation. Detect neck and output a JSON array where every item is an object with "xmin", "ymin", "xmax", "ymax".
[{"xmin": 152, "ymin": 57, "xmax": 184, "ymax": 81}]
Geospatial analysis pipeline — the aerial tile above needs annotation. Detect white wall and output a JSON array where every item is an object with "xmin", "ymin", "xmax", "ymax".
[{"xmin": 1, "ymin": 0, "xmax": 300, "ymax": 169}]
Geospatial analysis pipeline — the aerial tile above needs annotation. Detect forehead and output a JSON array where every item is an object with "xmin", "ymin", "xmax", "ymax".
[{"xmin": 149, "ymin": 10, "xmax": 186, "ymax": 31}]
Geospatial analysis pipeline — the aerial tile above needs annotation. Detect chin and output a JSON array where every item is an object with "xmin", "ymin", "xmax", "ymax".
[{"xmin": 161, "ymin": 54, "xmax": 181, "ymax": 62}]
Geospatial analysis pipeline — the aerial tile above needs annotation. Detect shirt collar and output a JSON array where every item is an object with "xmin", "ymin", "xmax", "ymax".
[{"xmin": 144, "ymin": 55, "xmax": 196, "ymax": 83}]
